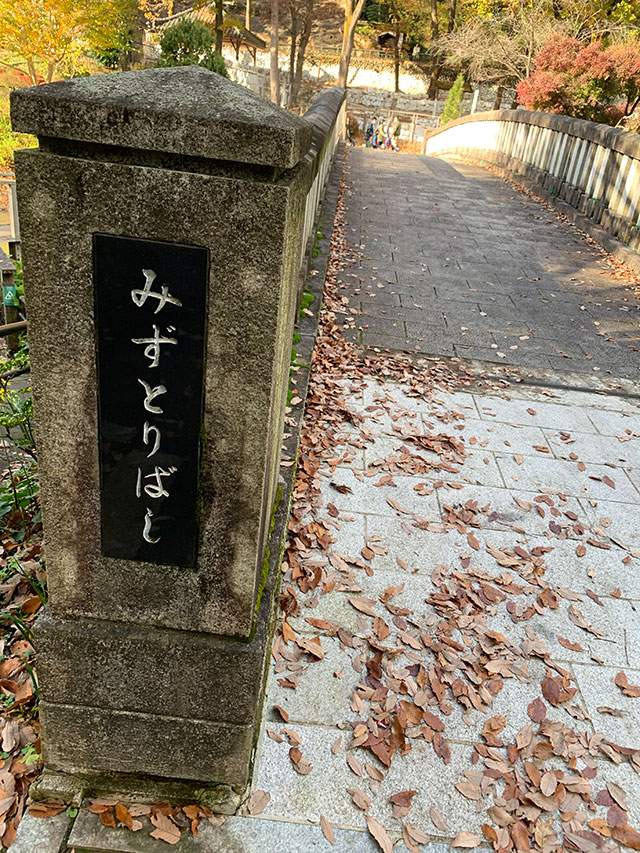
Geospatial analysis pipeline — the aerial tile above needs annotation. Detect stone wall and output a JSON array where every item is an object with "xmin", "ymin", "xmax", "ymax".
[
  {"xmin": 223, "ymin": 49, "xmax": 513, "ymax": 118},
  {"xmin": 425, "ymin": 109, "xmax": 640, "ymax": 257}
]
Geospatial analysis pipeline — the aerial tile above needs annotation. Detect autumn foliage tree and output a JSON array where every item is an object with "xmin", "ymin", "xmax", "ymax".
[
  {"xmin": 517, "ymin": 37, "xmax": 640, "ymax": 125},
  {"xmin": 0, "ymin": 0, "xmax": 136, "ymax": 84},
  {"xmin": 439, "ymin": 2, "xmax": 561, "ymax": 92}
]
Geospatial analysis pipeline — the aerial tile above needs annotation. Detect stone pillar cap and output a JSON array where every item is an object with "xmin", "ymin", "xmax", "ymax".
[{"xmin": 11, "ymin": 66, "xmax": 312, "ymax": 170}]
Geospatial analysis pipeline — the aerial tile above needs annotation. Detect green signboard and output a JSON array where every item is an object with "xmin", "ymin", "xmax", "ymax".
[{"xmin": 3, "ymin": 284, "xmax": 17, "ymax": 307}]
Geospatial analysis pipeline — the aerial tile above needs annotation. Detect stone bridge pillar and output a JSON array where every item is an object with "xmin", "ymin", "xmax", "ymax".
[{"xmin": 11, "ymin": 66, "xmax": 312, "ymax": 810}]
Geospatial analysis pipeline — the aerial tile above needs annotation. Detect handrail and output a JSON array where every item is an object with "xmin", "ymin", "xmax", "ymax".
[{"xmin": 0, "ymin": 320, "xmax": 26, "ymax": 338}]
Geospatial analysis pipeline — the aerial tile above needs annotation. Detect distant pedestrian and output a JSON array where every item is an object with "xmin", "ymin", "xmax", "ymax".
[
  {"xmin": 371, "ymin": 119, "xmax": 381, "ymax": 148},
  {"xmin": 365, "ymin": 115, "xmax": 376, "ymax": 148},
  {"xmin": 391, "ymin": 116, "xmax": 401, "ymax": 151}
]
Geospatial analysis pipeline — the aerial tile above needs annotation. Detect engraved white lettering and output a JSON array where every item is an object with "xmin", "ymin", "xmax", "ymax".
[
  {"xmin": 131, "ymin": 269, "xmax": 182, "ymax": 314},
  {"xmin": 132, "ymin": 325, "xmax": 177, "ymax": 368}
]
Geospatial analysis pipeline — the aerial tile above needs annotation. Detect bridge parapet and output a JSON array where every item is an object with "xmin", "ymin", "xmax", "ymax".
[{"xmin": 425, "ymin": 110, "xmax": 640, "ymax": 255}]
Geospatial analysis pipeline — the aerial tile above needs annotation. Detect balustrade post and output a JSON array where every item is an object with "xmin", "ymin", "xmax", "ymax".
[{"xmin": 11, "ymin": 66, "xmax": 315, "ymax": 809}]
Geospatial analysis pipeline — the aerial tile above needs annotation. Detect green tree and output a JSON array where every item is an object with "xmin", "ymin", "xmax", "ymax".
[
  {"xmin": 158, "ymin": 19, "xmax": 228, "ymax": 77},
  {"xmin": 440, "ymin": 71, "xmax": 464, "ymax": 123}
]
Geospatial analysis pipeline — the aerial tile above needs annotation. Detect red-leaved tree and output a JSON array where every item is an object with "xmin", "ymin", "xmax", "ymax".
[{"xmin": 517, "ymin": 37, "xmax": 640, "ymax": 126}]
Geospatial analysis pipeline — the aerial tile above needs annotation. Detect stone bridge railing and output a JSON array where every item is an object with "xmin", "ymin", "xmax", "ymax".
[
  {"xmin": 300, "ymin": 88, "xmax": 346, "ymax": 286},
  {"xmin": 424, "ymin": 110, "xmax": 640, "ymax": 258},
  {"xmin": 10, "ymin": 68, "xmax": 346, "ymax": 816}
]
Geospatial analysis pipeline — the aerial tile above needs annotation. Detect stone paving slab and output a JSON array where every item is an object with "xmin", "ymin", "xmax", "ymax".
[
  {"xmin": 472, "ymin": 394, "xmax": 600, "ymax": 432},
  {"xmin": 255, "ymin": 723, "xmax": 482, "ymax": 838},
  {"xmin": 287, "ymin": 568, "xmax": 437, "ymax": 635},
  {"xmin": 244, "ymin": 366, "xmax": 640, "ymax": 853},
  {"xmin": 579, "ymin": 497, "xmax": 640, "ymax": 548},
  {"xmin": 68, "ymin": 810, "xmax": 419, "ymax": 852},
  {"xmin": 543, "ymin": 428, "xmax": 640, "ymax": 466},
  {"xmin": 10, "ymin": 811, "xmax": 71, "ymax": 852},
  {"xmin": 495, "ymin": 453, "xmax": 638, "ymax": 502}
]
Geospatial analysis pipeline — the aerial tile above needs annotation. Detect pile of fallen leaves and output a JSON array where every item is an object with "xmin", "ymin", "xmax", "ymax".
[
  {"xmin": 28, "ymin": 798, "xmax": 229, "ymax": 845},
  {"xmin": 87, "ymin": 799, "xmax": 225, "ymax": 843},
  {"xmin": 0, "ymin": 469, "xmax": 44, "ymax": 848},
  {"xmin": 270, "ymin": 160, "xmax": 640, "ymax": 852}
]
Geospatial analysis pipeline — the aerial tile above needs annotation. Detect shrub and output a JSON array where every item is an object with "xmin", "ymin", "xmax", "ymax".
[
  {"xmin": 440, "ymin": 73, "xmax": 465, "ymax": 126},
  {"xmin": 158, "ymin": 19, "xmax": 228, "ymax": 77}
]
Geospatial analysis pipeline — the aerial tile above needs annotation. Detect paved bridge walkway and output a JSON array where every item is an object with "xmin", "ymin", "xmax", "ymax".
[{"xmin": 340, "ymin": 150, "xmax": 640, "ymax": 381}]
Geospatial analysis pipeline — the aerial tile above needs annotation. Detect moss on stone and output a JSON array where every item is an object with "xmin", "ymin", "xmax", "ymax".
[{"xmin": 252, "ymin": 482, "xmax": 283, "ymax": 629}]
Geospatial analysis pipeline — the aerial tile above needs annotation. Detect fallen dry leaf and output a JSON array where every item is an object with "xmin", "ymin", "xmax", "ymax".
[
  {"xmin": 348, "ymin": 787, "xmax": 371, "ymax": 812},
  {"xmin": 558, "ymin": 636, "xmax": 584, "ymax": 652},
  {"xmin": 247, "ymin": 790, "xmax": 270, "ymax": 816},
  {"xmin": 451, "ymin": 831, "xmax": 481, "ymax": 848},
  {"xmin": 366, "ymin": 815, "xmax": 393, "ymax": 853},
  {"xmin": 430, "ymin": 806, "xmax": 447, "ymax": 831},
  {"xmin": 615, "ymin": 671, "xmax": 640, "ymax": 698},
  {"xmin": 607, "ymin": 781, "xmax": 628, "ymax": 811},
  {"xmin": 149, "ymin": 813, "xmax": 181, "ymax": 845},
  {"xmin": 320, "ymin": 815, "xmax": 335, "ymax": 844},
  {"xmin": 27, "ymin": 802, "xmax": 66, "ymax": 818}
]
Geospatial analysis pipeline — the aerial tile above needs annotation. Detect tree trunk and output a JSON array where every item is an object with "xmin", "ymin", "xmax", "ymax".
[
  {"xmin": 427, "ymin": 0, "xmax": 439, "ymax": 99},
  {"xmin": 493, "ymin": 84, "xmax": 504, "ymax": 110},
  {"xmin": 215, "ymin": 0, "xmax": 224, "ymax": 53},
  {"xmin": 289, "ymin": 3, "xmax": 298, "ymax": 107},
  {"xmin": 430, "ymin": 0, "xmax": 438, "ymax": 41},
  {"xmin": 270, "ymin": 0, "xmax": 281, "ymax": 104},
  {"xmin": 337, "ymin": 0, "xmax": 367, "ymax": 88},
  {"xmin": 246, "ymin": 0, "xmax": 252, "ymax": 30},
  {"xmin": 447, "ymin": 0, "xmax": 456, "ymax": 33},
  {"xmin": 26, "ymin": 56, "xmax": 39, "ymax": 85},
  {"xmin": 394, "ymin": 16, "xmax": 400, "ymax": 93},
  {"xmin": 290, "ymin": 0, "xmax": 314, "ymax": 111}
]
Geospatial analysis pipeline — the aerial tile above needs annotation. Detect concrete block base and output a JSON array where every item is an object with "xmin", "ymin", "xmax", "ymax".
[
  {"xmin": 32, "ymin": 504, "xmax": 283, "ymax": 811},
  {"xmin": 39, "ymin": 702, "xmax": 254, "ymax": 793},
  {"xmin": 31, "ymin": 768, "xmax": 242, "ymax": 815}
]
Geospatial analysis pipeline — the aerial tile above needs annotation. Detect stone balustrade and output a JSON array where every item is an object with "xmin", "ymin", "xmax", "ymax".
[
  {"xmin": 425, "ymin": 110, "xmax": 640, "ymax": 257},
  {"xmin": 300, "ymin": 88, "xmax": 346, "ymax": 285}
]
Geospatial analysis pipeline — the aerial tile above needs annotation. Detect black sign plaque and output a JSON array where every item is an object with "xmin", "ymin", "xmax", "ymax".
[{"xmin": 94, "ymin": 234, "xmax": 209, "ymax": 568}]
